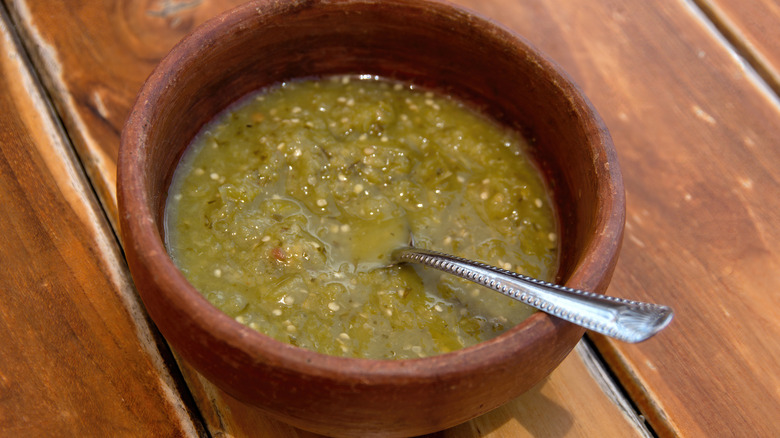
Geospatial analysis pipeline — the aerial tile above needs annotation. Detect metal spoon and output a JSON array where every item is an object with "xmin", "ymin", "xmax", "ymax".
[{"xmin": 392, "ymin": 246, "xmax": 673, "ymax": 343}]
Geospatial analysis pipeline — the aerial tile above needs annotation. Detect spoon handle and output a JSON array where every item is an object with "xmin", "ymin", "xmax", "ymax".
[{"xmin": 393, "ymin": 247, "xmax": 673, "ymax": 343}]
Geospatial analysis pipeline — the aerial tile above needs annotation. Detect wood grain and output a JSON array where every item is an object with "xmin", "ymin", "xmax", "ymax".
[
  {"xmin": 177, "ymin": 342, "xmax": 649, "ymax": 438},
  {"xmin": 2, "ymin": 0, "xmax": 649, "ymax": 436},
  {"xmin": 449, "ymin": 0, "xmax": 780, "ymax": 436},
  {"xmin": 2, "ymin": 0, "xmax": 243, "ymax": 229},
  {"xmin": 0, "ymin": 7, "xmax": 201, "ymax": 437},
  {"xmin": 3, "ymin": 0, "xmax": 780, "ymax": 436},
  {"xmin": 693, "ymin": 0, "xmax": 780, "ymax": 94}
]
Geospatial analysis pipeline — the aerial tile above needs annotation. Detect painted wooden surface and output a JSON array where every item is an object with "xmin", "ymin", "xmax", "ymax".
[
  {"xmin": 1, "ymin": 0, "xmax": 779, "ymax": 437},
  {"xmin": 0, "ymin": 7, "xmax": 200, "ymax": 437}
]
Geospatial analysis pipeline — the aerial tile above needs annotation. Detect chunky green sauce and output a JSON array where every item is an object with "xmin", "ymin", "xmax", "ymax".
[{"xmin": 165, "ymin": 75, "xmax": 558, "ymax": 359}]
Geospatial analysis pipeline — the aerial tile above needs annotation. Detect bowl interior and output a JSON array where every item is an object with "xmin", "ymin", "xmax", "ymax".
[
  {"xmin": 139, "ymin": 1, "xmax": 621, "ymax": 288},
  {"xmin": 119, "ymin": 1, "xmax": 624, "ymax": 436}
]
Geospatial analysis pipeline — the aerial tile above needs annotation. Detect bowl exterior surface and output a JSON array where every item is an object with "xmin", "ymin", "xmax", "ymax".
[{"xmin": 118, "ymin": 1, "xmax": 625, "ymax": 436}]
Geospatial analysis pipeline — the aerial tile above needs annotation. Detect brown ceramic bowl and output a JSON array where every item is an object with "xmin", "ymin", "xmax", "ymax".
[{"xmin": 118, "ymin": 0, "xmax": 624, "ymax": 436}]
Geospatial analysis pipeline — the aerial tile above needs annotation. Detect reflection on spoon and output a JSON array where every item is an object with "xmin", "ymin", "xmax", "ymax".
[{"xmin": 392, "ymin": 246, "xmax": 673, "ymax": 343}]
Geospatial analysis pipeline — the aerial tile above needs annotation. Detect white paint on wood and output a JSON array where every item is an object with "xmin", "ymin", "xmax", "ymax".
[
  {"xmin": 11, "ymin": 0, "xmax": 118, "ymax": 210},
  {"xmin": 0, "ymin": 8, "xmax": 199, "ymax": 437},
  {"xmin": 577, "ymin": 341, "xmax": 653, "ymax": 438}
]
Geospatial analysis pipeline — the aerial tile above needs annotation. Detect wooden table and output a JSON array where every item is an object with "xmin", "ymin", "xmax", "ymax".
[{"xmin": 1, "ymin": 0, "xmax": 778, "ymax": 436}]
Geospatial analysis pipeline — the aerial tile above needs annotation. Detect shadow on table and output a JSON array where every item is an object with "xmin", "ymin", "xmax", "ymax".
[{"xmin": 419, "ymin": 377, "xmax": 573, "ymax": 438}]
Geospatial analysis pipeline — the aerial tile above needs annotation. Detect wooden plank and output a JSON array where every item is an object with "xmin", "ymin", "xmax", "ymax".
[
  {"xmin": 176, "ymin": 343, "xmax": 650, "ymax": 438},
  {"xmin": 2, "ymin": 0, "xmax": 243, "ymax": 230},
  {"xmin": 0, "ymin": 7, "xmax": 202, "ymax": 437},
  {"xmin": 448, "ymin": 0, "xmax": 780, "ymax": 436},
  {"xmin": 8, "ymin": 0, "xmax": 780, "ymax": 436},
  {"xmin": 693, "ymin": 0, "xmax": 780, "ymax": 94},
  {"xmin": 3, "ymin": 1, "xmax": 650, "ymax": 437},
  {"xmin": 442, "ymin": 342, "xmax": 651, "ymax": 438}
]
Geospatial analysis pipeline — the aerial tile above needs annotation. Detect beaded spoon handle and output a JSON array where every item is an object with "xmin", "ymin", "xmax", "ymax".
[{"xmin": 392, "ymin": 247, "xmax": 673, "ymax": 343}]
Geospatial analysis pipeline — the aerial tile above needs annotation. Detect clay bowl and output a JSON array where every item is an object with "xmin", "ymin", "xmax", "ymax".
[{"xmin": 118, "ymin": 0, "xmax": 625, "ymax": 436}]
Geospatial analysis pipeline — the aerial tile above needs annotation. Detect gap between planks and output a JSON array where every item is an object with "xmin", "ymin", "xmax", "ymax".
[
  {"xmin": 1, "ymin": 0, "xmax": 121, "ymax": 231},
  {"xmin": 0, "ymin": 2, "xmax": 209, "ymax": 436},
  {"xmin": 578, "ymin": 338, "xmax": 655, "ymax": 438},
  {"xmin": 685, "ymin": 0, "xmax": 780, "ymax": 105},
  {"xmin": 0, "ymin": 1, "xmax": 662, "ymax": 435}
]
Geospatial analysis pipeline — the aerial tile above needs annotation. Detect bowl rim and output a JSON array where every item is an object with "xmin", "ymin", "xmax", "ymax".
[{"xmin": 119, "ymin": 0, "xmax": 625, "ymax": 386}]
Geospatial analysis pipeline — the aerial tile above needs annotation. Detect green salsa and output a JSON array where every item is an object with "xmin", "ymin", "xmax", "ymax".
[{"xmin": 165, "ymin": 75, "xmax": 558, "ymax": 359}]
